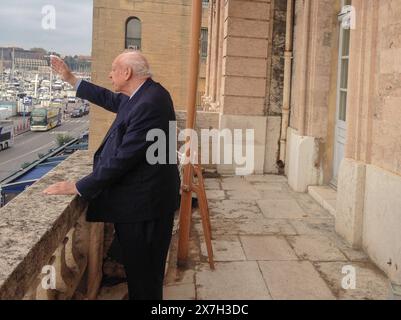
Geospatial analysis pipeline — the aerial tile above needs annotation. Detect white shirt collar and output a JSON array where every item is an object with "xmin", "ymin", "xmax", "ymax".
[{"xmin": 129, "ymin": 80, "xmax": 147, "ymax": 100}]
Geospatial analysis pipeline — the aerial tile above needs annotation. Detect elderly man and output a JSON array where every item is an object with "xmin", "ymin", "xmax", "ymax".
[{"xmin": 43, "ymin": 52, "xmax": 181, "ymax": 300}]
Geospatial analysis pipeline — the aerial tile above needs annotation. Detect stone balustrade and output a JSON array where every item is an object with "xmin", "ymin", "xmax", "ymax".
[{"xmin": 0, "ymin": 151, "xmax": 99, "ymax": 300}]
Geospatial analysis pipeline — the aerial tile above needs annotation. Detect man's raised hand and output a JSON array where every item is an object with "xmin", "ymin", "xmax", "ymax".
[{"xmin": 50, "ymin": 56, "xmax": 78, "ymax": 87}]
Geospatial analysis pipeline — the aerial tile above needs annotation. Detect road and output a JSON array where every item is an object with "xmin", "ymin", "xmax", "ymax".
[{"xmin": 0, "ymin": 115, "xmax": 89, "ymax": 182}]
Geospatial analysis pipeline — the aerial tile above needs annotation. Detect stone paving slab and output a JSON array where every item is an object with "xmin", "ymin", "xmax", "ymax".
[
  {"xmin": 193, "ymin": 217, "xmax": 298, "ymax": 236},
  {"xmin": 199, "ymin": 235, "xmax": 247, "ymax": 262},
  {"xmin": 240, "ymin": 236, "xmax": 298, "ymax": 261},
  {"xmin": 165, "ymin": 269, "xmax": 196, "ymax": 286},
  {"xmin": 221, "ymin": 176, "xmax": 252, "ymax": 190},
  {"xmin": 258, "ymin": 190, "xmax": 296, "ymax": 200},
  {"xmin": 259, "ymin": 261, "xmax": 335, "ymax": 300},
  {"xmin": 196, "ymin": 261, "xmax": 272, "ymax": 300},
  {"xmin": 324, "ymin": 233, "xmax": 369, "ymax": 262},
  {"xmin": 257, "ymin": 199, "xmax": 307, "ymax": 219},
  {"xmin": 287, "ymin": 234, "xmax": 348, "ymax": 262},
  {"xmin": 205, "ymin": 190, "xmax": 226, "ymax": 200},
  {"xmin": 164, "ymin": 283, "xmax": 196, "ymax": 300},
  {"xmin": 204, "ymin": 178, "xmax": 221, "ymax": 190},
  {"xmin": 250, "ymin": 182, "xmax": 288, "ymax": 192},
  {"xmin": 226, "ymin": 189, "xmax": 262, "ymax": 200},
  {"xmin": 289, "ymin": 219, "xmax": 336, "ymax": 236},
  {"xmin": 314, "ymin": 262, "xmax": 390, "ymax": 300},
  {"xmin": 208, "ymin": 200, "xmax": 264, "ymax": 219}
]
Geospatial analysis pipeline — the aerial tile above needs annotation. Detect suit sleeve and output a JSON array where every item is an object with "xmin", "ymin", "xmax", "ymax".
[
  {"xmin": 76, "ymin": 103, "xmax": 161, "ymax": 200},
  {"xmin": 76, "ymin": 80, "xmax": 125, "ymax": 114}
]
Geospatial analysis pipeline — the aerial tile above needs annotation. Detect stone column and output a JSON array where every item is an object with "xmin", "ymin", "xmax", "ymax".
[{"xmin": 216, "ymin": 0, "xmax": 273, "ymax": 175}]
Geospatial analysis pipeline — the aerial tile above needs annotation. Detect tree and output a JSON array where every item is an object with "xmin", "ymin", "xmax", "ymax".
[
  {"xmin": 56, "ymin": 134, "xmax": 74, "ymax": 147},
  {"xmin": 21, "ymin": 162, "xmax": 32, "ymax": 169}
]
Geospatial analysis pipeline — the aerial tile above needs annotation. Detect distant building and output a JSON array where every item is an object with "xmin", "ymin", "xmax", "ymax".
[{"xmin": 0, "ymin": 47, "xmax": 47, "ymax": 71}]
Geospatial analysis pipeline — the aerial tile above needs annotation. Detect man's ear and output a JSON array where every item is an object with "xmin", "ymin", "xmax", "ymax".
[{"xmin": 125, "ymin": 67, "xmax": 133, "ymax": 81}]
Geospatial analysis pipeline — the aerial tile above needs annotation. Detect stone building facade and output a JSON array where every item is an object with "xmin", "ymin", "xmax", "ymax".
[
  {"xmin": 203, "ymin": 0, "xmax": 401, "ymax": 286},
  {"xmin": 89, "ymin": 0, "xmax": 401, "ymax": 288},
  {"xmin": 280, "ymin": 0, "xmax": 401, "ymax": 285},
  {"xmin": 90, "ymin": 0, "xmax": 209, "ymax": 150},
  {"xmin": 203, "ymin": 0, "xmax": 287, "ymax": 174}
]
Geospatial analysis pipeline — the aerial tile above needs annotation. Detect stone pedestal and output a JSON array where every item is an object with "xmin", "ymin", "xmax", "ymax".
[
  {"xmin": 335, "ymin": 158, "xmax": 365, "ymax": 248},
  {"xmin": 285, "ymin": 127, "xmax": 320, "ymax": 192}
]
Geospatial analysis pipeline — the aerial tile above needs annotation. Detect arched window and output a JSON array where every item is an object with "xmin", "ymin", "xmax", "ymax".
[{"xmin": 125, "ymin": 17, "xmax": 142, "ymax": 50}]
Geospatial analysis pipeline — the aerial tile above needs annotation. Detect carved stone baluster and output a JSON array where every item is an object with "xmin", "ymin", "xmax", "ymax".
[
  {"xmin": 65, "ymin": 228, "xmax": 80, "ymax": 274},
  {"xmin": 34, "ymin": 256, "xmax": 57, "ymax": 300},
  {"xmin": 72, "ymin": 213, "xmax": 90, "ymax": 271},
  {"xmin": 53, "ymin": 240, "xmax": 70, "ymax": 297}
]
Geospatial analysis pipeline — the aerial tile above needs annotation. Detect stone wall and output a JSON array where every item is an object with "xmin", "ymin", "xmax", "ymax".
[
  {"xmin": 289, "ymin": 0, "xmax": 338, "ymax": 139},
  {"xmin": 0, "ymin": 151, "xmax": 95, "ymax": 299},
  {"xmin": 286, "ymin": 0, "xmax": 340, "ymax": 189},
  {"xmin": 220, "ymin": 0, "xmax": 273, "ymax": 117},
  {"xmin": 336, "ymin": 0, "xmax": 401, "ymax": 285},
  {"xmin": 370, "ymin": 0, "xmax": 401, "ymax": 176}
]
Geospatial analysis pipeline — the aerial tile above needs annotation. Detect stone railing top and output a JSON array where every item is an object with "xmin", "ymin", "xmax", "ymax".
[{"xmin": 0, "ymin": 150, "xmax": 92, "ymax": 299}]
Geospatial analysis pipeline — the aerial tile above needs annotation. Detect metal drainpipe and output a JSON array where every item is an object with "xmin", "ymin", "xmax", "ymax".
[
  {"xmin": 298, "ymin": 0, "xmax": 311, "ymax": 137},
  {"xmin": 279, "ymin": 0, "xmax": 295, "ymax": 164}
]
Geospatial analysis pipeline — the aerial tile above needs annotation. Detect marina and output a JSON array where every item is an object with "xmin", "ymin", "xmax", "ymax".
[{"xmin": 0, "ymin": 47, "xmax": 91, "ymax": 183}]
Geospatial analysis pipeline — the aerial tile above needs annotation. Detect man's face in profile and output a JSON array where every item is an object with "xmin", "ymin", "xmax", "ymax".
[{"xmin": 109, "ymin": 59, "xmax": 125, "ymax": 92}]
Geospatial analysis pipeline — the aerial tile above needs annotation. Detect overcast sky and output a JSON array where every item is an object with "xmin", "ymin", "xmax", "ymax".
[{"xmin": 0, "ymin": 0, "xmax": 93, "ymax": 56}]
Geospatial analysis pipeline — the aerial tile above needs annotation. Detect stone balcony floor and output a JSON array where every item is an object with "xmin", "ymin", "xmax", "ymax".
[{"xmin": 98, "ymin": 175, "xmax": 390, "ymax": 300}]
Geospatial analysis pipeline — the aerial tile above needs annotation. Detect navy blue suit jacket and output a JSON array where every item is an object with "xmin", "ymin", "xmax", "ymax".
[{"xmin": 75, "ymin": 79, "xmax": 181, "ymax": 223}]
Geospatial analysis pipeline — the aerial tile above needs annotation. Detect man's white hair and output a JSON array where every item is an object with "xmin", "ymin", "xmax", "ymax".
[{"xmin": 120, "ymin": 50, "xmax": 153, "ymax": 78}]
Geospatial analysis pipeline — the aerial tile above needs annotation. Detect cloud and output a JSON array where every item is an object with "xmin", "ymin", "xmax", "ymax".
[{"xmin": 0, "ymin": 0, "xmax": 93, "ymax": 55}]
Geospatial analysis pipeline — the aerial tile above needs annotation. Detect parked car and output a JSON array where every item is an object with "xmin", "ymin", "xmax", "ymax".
[
  {"xmin": 71, "ymin": 108, "xmax": 83, "ymax": 118},
  {"xmin": 67, "ymin": 97, "xmax": 76, "ymax": 104},
  {"xmin": 82, "ymin": 104, "xmax": 90, "ymax": 115}
]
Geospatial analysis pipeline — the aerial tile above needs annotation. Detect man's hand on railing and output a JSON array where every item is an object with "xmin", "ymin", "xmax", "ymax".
[
  {"xmin": 50, "ymin": 55, "xmax": 78, "ymax": 88},
  {"xmin": 43, "ymin": 181, "xmax": 79, "ymax": 196}
]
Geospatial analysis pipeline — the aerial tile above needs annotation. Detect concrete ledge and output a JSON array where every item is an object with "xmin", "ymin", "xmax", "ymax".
[
  {"xmin": 0, "ymin": 151, "xmax": 92, "ymax": 299},
  {"xmin": 308, "ymin": 186, "xmax": 337, "ymax": 217}
]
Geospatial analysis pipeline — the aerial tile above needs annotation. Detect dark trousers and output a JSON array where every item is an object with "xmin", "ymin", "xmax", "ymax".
[{"xmin": 114, "ymin": 211, "xmax": 175, "ymax": 300}]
